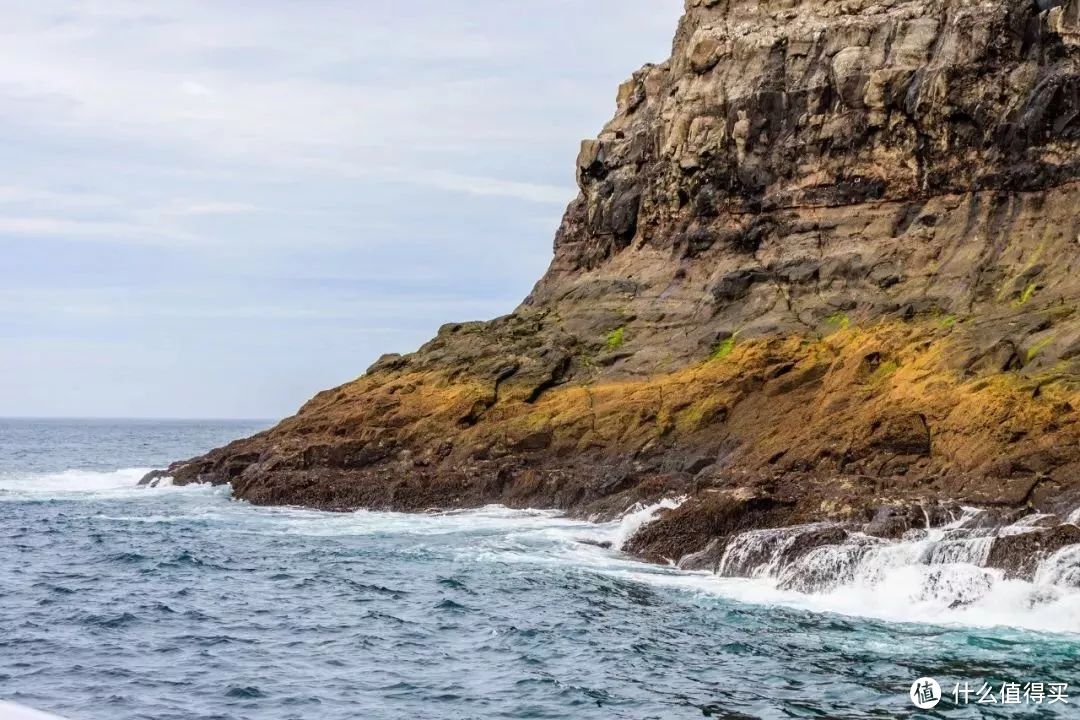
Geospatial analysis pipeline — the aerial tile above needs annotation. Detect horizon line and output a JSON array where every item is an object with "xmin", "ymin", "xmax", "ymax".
[{"xmin": 0, "ymin": 416, "xmax": 279, "ymax": 423}]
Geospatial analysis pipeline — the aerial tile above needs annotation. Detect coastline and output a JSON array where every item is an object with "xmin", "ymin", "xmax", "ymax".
[
  {"xmin": 148, "ymin": 0, "xmax": 1080, "ymax": 584},
  {"xmin": 8, "ymin": 453, "xmax": 1080, "ymax": 717}
]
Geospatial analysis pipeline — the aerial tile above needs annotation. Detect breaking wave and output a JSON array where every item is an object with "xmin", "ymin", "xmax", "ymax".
[
  {"xmin": 3, "ymin": 450, "xmax": 1078, "ymax": 720},
  {"xmin": 633, "ymin": 507, "xmax": 1080, "ymax": 634},
  {"xmin": 2, "ymin": 460, "xmax": 1078, "ymax": 637},
  {"xmin": 345, "ymin": 500, "xmax": 1080, "ymax": 635},
  {"xmin": 0, "ymin": 467, "xmax": 223, "ymax": 502},
  {"xmin": 610, "ymin": 496, "xmax": 686, "ymax": 550}
]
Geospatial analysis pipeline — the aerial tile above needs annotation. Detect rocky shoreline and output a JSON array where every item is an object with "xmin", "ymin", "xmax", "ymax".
[{"xmin": 146, "ymin": 0, "xmax": 1080, "ymax": 579}]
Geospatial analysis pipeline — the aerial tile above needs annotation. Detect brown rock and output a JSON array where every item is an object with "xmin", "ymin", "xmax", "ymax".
[
  {"xmin": 145, "ymin": 0, "xmax": 1080, "ymax": 576},
  {"xmin": 986, "ymin": 525, "xmax": 1080, "ymax": 580}
]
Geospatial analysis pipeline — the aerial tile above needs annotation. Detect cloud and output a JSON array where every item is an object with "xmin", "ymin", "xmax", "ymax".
[
  {"xmin": 0, "ymin": 0, "xmax": 679, "ymax": 200},
  {"xmin": 0, "ymin": 185, "xmax": 119, "ymax": 209},
  {"xmin": 0, "ymin": 215, "xmax": 193, "ymax": 243},
  {"xmin": 179, "ymin": 79, "xmax": 211, "ymax": 97},
  {"xmin": 160, "ymin": 201, "xmax": 259, "ymax": 216},
  {"xmin": 400, "ymin": 171, "xmax": 572, "ymax": 205},
  {"xmin": 0, "ymin": 186, "xmax": 257, "ymax": 245},
  {"xmin": 0, "ymin": 0, "xmax": 684, "ymax": 417}
]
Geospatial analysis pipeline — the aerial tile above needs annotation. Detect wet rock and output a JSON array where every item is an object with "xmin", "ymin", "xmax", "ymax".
[
  {"xmin": 959, "ymin": 507, "xmax": 1032, "ymax": 530},
  {"xmin": 777, "ymin": 539, "xmax": 879, "ymax": 594},
  {"xmin": 865, "ymin": 507, "xmax": 914, "ymax": 539},
  {"xmin": 138, "ymin": 469, "xmax": 171, "ymax": 487},
  {"xmin": 624, "ymin": 491, "xmax": 795, "ymax": 565},
  {"xmin": 770, "ymin": 525, "xmax": 849, "ymax": 574},
  {"xmin": 718, "ymin": 523, "xmax": 849, "ymax": 578},
  {"xmin": 987, "ymin": 525, "xmax": 1080, "ymax": 580},
  {"xmin": 143, "ymin": 0, "xmax": 1080, "ymax": 580},
  {"xmin": 577, "ymin": 538, "xmax": 613, "ymax": 550},
  {"xmin": 1012, "ymin": 513, "xmax": 1063, "ymax": 529},
  {"xmin": 678, "ymin": 538, "xmax": 725, "ymax": 572},
  {"xmin": 863, "ymin": 503, "xmax": 958, "ymax": 539}
]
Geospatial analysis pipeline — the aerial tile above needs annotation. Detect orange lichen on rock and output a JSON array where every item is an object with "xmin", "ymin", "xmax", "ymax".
[
  {"xmin": 150, "ymin": 0, "xmax": 1080, "ymax": 566},
  {"xmin": 163, "ymin": 320, "xmax": 1080, "ymax": 558}
]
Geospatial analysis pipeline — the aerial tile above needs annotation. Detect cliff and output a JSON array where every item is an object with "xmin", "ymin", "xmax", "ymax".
[{"xmin": 152, "ymin": 0, "xmax": 1080, "ymax": 567}]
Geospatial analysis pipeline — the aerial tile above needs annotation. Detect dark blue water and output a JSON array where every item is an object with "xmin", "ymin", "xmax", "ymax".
[{"xmin": 0, "ymin": 420, "xmax": 1077, "ymax": 719}]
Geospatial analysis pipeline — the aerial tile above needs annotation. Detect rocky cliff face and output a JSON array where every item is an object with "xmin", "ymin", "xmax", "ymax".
[{"xmin": 154, "ymin": 0, "xmax": 1080, "ymax": 567}]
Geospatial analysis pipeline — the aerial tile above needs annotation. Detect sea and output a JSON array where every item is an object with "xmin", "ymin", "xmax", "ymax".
[{"xmin": 0, "ymin": 418, "xmax": 1077, "ymax": 719}]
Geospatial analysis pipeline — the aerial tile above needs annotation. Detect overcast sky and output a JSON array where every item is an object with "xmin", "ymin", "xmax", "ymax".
[{"xmin": 0, "ymin": 0, "xmax": 682, "ymax": 419}]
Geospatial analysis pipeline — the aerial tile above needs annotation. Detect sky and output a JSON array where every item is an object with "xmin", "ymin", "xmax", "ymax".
[{"xmin": 0, "ymin": 0, "xmax": 683, "ymax": 419}]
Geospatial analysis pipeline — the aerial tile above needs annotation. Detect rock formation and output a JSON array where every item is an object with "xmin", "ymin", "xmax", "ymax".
[{"xmin": 151, "ymin": 0, "xmax": 1080, "ymax": 567}]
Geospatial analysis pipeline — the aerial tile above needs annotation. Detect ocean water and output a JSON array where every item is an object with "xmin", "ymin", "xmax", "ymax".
[{"xmin": 1, "ymin": 419, "xmax": 1078, "ymax": 720}]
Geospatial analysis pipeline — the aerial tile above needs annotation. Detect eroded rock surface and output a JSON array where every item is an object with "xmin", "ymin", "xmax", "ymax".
[{"xmin": 152, "ymin": 0, "xmax": 1080, "ymax": 566}]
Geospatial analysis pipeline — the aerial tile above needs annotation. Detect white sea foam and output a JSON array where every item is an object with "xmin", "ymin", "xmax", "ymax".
[
  {"xmin": 0, "ymin": 467, "xmax": 150, "ymax": 493},
  {"xmin": 412, "ymin": 503, "xmax": 1070, "ymax": 634},
  {"xmin": 1034, "ymin": 544, "xmax": 1080, "ymax": 587},
  {"xmin": 717, "ymin": 523, "xmax": 836, "ymax": 578},
  {"xmin": 609, "ymin": 496, "xmax": 687, "ymax": 552},
  {"xmin": 7, "ymin": 466, "xmax": 1078, "ymax": 635},
  {"xmin": 604, "ymin": 565, "xmax": 1080, "ymax": 634},
  {"xmin": 0, "ymin": 467, "xmax": 223, "ymax": 501},
  {"xmin": 1011, "ymin": 513, "xmax": 1054, "ymax": 527},
  {"xmin": 626, "ymin": 514, "xmax": 1080, "ymax": 634},
  {"xmin": 263, "ymin": 499, "xmax": 1080, "ymax": 634},
  {"xmin": 271, "ymin": 504, "xmax": 576, "ymax": 538}
]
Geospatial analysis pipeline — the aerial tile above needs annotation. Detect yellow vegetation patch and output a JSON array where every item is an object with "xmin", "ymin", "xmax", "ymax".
[{"xmin": 294, "ymin": 321, "xmax": 1079, "ymax": 477}]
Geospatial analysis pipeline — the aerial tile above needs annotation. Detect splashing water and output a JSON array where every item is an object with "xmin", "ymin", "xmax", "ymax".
[
  {"xmin": 609, "ymin": 496, "xmax": 686, "ymax": 552},
  {"xmin": 0, "ymin": 467, "xmax": 156, "ymax": 496},
  {"xmin": 717, "ymin": 522, "xmax": 839, "ymax": 578},
  {"xmin": 1035, "ymin": 544, "xmax": 1080, "ymax": 588},
  {"xmin": 1, "ymin": 420, "xmax": 1077, "ymax": 720},
  {"xmin": 704, "ymin": 511, "xmax": 1080, "ymax": 634}
]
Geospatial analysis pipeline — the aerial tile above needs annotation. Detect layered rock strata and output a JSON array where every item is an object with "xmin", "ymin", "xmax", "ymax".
[{"xmin": 151, "ymin": 0, "xmax": 1080, "ymax": 568}]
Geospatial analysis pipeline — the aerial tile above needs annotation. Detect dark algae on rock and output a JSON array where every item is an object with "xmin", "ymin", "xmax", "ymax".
[{"xmin": 150, "ymin": 0, "xmax": 1080, "ymax": 571}]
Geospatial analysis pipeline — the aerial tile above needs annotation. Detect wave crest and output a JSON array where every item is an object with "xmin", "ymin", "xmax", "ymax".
[{"xmin": 0, "ymin": 467, "xmax": 224, "ymax": 501}]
